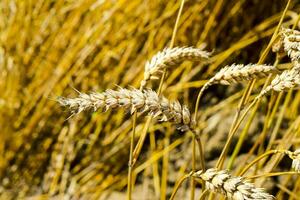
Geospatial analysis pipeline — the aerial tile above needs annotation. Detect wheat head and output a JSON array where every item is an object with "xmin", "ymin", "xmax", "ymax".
[
  {"xmin": 256, "ymin": 68, "xmax": 300, "ymax": 100},
  {"xmin": 198, "ymin": 64, "xmax": 278, "ymax": 98},
  {"xmin": 141, "ymin": 47, "xmax": 211, "ymax": 88},
  {"xmin": 208, "ymin": 64, "xmax": 277, "ymax": 86},
  {"xmin": 273, "ymin": 28, "xmax": 300, "ymax": 60},
  {"xmin": 193, "ymin": 168, "xmax": 274, "ymax": 200},
  {"xmin": 57, "ymin": 87, "xmax": 195, "ymax": 131}
]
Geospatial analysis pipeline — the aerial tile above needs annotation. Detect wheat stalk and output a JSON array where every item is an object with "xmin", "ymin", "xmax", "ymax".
[
  {"xmin": 256, "ymin": 68, "xmax": 300, "ymax": 100},
  {"xmin": 193, "ymin": 168, "xmax": 274, "ymax": 200},
  {"xmin": 57, "ymin": 87, "xmax": 195, "ymax": 131},
  {"xmin": 141, "ymin": 47, "xmax": 211, "ymax": 88}
]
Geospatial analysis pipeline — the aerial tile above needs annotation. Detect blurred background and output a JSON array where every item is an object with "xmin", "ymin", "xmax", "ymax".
[{"xmin": 1, "ymin": 0, "xmax": 300, "ymax": 199}]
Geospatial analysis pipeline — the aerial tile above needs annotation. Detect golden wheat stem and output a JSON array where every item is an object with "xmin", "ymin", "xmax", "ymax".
[
  {"xmin": 194, "ymin": 63, "xmax": 278, "ymax": 124},
  {"xmin": 239, "ymin": 149, "xmax": 291, "ymax": 176},
  {"xmin": 246, "ymin": 171, "xmax": 300, "ymax": 180},
  {"xmin": 215, "ymin": 98, "xmax": 258, "ymax": 169},
  {"xmin": 131, "ymin": 2, "xmax": 185, "ymax": 199},
  {"xmin": 213, "ymin": 0, "xmax": 291, "ymax": 171},
  {"xmin": 198, "ymin": 189, "xmax": 209, "ymax": 200},
  {"xmin": 169, "ymin": 172, "xmax": 192, "ymax": 200},
  {"xmin": 127, "ymin": 112, "xmax": 137, "ymax": 200},
  {"xmin": 194, "ymin": 64, "xmax": 277, "ymax": 197},
  {"xmin": 226, "ymin": 56, "xmax": 282, "ymax": 170},
  {"xmin": 191, "ymin": 134, "xmax": 196, "ymax": 200},
  {"xmin": 194, "ymin": 64, "xmax": 278, "ymax": 170}
]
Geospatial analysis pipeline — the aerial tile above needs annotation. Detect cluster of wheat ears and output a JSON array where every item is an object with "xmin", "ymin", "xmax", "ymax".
[{"xmin": 58, "ymin": 27, "xmax": 300, "ymax": 200}]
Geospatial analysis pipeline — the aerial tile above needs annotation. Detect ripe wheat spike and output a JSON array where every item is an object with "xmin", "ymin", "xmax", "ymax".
[
  {"xmin": 141, "ymin": 47, "xmax": 211, "ymax": 88},
  {"xmin": 197, "ymin": 64, "xmax": 278, "ymax": 102},
  {"xmin": 57, "ymin": 87, "xmax": 195, "ymax": 131},
  {"xmin": 193, "ymin": 168, "xmax": 274, "ymax": 200},
  {"xmin": 279, "ymin": 28, "xmax": 300, "ymax": 61},
  {"xmin": 207, "ymin": 63, "xmax": 277, "ymax": 86},
  {"xmin": 256, "ymin": 68, "xmax": 300, "ymax": 100}
]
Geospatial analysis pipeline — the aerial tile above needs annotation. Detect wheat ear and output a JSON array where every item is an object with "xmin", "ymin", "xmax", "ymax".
[
  {"xmin": 206, "ymin": 63, "xmax": 277, "ymax": 87},
  {"xmin": 57, "ymin": 87, "xmax": 195, "ymax": 131},
  {"xmin": 193, "ymin": 168, "xmax": 274, "ymax": 200},
  {"xmin": 280, "ymin": 27, "xmax": 300, "ymax": 61},
  {"xmin": 195, "ymin": 64, "xmax": 278, "ymax": 108},
  {"xmin": 256, "ymin": 68, "xmax": 300, "ymax": 100},
  {"xmin": 141, "ymin": 47, "xmax": 211, "ymax": 88}
]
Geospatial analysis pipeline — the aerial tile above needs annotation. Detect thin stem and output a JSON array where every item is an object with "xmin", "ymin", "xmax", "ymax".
[
  {"xmin": 214, "ymin": 0, "xmax": 291, "ymax": 170},
  {"xmin": 161, "ymin": 133, "xmax": 170, "ymax": 200},
  {"xmin": 169, "ymin": 173, "xmax": 191, "ymax": 200},
  {"xmin": 194, "ymin": 86, "xmax": 207, "ymax": 122},
  {"xmin": 150, "ymin": 130, "xmax": 160, "ymax": 197},
  {"xmin": 247, "ymin": 171, "xmax": 300, "ymax": 180},
  {"xmin": 226, "ymin": 101, "xmax": 260, "ymax": 170},
  {"xmin": 127, "ymin": 112, "xmax": 137, "ymax": 200},
  {"xmin": 257, "ymin": 92, "xmax": 280, "ymax": 157},
  {"xmin": 130, "ymin": 1, "xmax": 185, "ymax": 198},
  {"xmin": 192, "ymin": 131, "xmax": 206, "ymax": 197},
  {"xmin": 198, "ymin": 189, "xmax": 209, "ymax": 200},
  {"xmin": 191, "ymin": 38, "xmax": 211, "ymax": 200},
  {"xmin": 239, "ymin": 149, "xmax": 290, "ymax": 176},
  {"xmin": 227, "ymin": 66, "xmax": 277, "ymax": 171},
  {"xmin": 194, "ymin": 133, "xmax": 205, "ymax": 172},
  {"xmin": 191, "ymin": 135, "xmax": 196, "ymax": 200},
  {"xmin": 265, "ymin": 92, "xmax": 284, "ymax": 151},
  {"xmin": 216, "ymin": 99, "xmax": 258, "ymax": 168}
]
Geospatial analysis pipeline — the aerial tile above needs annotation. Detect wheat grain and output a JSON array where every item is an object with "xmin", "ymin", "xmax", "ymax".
[
  {"xmin": 141, "ymin": 47, "xmax": 211, "ymax": 88},
  {"xmin": 256, "ymin": 68, "xmax": 300, "ymax": 100},
  {"xmin": 57, "ymin": 87, "xmax": 195, "ymax": 131},
  {"xmin": 193, "ymin": 168, "xmax": 274, "ymax": 200}
]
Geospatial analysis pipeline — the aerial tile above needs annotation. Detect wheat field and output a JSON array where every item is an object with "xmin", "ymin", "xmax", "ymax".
[{"xmin": 1, "ymin": 0, "xmax": 300, "ymax": 199}]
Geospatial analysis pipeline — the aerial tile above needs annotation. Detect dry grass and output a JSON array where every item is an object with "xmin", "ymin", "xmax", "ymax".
[{"xmin": 1, "ymin": 0, "xmax": 300, "ymax": 200}]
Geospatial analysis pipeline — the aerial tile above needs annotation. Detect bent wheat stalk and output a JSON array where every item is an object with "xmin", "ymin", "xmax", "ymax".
[
  {"xmin": 141, "ymin": 47, "xmax": 211, "ymax": 88},
  {"xmin": 239, "ymin": 149, "xmax": 300, "ymax": 176},
  {"xmin": 193, "ymin": 168, "xmax": 274, "ymax": 200},
  {"xmin": 57, "ymin": 87, "xmax": 195, "ymax": 131}
]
